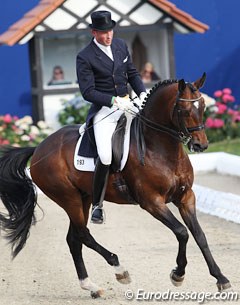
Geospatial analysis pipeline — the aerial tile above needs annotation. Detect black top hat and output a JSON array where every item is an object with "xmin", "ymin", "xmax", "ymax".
[{"xmin": 89, "ymin": 11, "xmax": 116, "ymax": 31}]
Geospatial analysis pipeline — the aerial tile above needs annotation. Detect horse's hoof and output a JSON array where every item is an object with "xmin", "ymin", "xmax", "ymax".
[
  {"xmin": 170, "ymin": 269, "xmax": 184, "ymax": 287},
  {"xmin": 80, "ymin": 277, "xmax": 103, "ymax": 298},
  {"xmin": 115, "ymin": 270, "xmax": 131, "ymax": 284},
  {"xmin": 217, "ymin": 282, "xmax": 231, "ymax": 292},
  {"xmin": 91, "ymin": 289, "xmax": 104, "ymax": 299}
]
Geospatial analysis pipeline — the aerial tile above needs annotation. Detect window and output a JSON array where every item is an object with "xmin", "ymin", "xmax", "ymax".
[{"xmin": 42, "ymin": 34, "xmax": 90, "ymax": 88}]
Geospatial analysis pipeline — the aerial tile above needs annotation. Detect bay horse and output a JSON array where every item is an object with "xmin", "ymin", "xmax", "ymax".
[{"xmin": 0, "ymin": 73, "xmax": 231, "ymax": 298}]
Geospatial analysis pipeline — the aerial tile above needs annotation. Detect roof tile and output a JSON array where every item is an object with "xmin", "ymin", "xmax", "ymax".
[
  {"xmin": 9, "ymin": 18, "xmax": 41, "ymax": 33},
  {"xmin": 0, "ymin": 30, "xmax": 26, "ymax": 46},
  {"xmin": 24, "ymin": 5, "xmax": 55, "ymax": 19}
]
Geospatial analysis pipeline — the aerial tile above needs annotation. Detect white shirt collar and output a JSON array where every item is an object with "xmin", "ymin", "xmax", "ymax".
[{"xmin": 93, "ymin": 38, "xmax": 113, "ymax": 61}]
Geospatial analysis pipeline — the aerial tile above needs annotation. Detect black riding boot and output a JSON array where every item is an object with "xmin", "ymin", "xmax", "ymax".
[{"xmin": 91, "ymin": 158, "xmax": 110, "ymax": 224}]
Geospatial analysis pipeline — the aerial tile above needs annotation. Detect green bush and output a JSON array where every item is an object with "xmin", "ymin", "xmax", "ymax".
[{"xmin": 58, "ymin": 94, "xmax": 90, "ymax": 125}]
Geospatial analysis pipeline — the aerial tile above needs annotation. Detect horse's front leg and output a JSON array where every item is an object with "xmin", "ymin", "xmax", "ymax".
[
  {"xmin": 141, "ymin": 196, "xmax": 189, "ymax": 286},
  {"xmin": 177, "ymin": 189, "xmax": 231, "ymax": 291}
]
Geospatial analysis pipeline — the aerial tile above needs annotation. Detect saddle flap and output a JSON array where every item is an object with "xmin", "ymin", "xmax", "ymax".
[{"xmin": 111, "ymin": 113, "xmax": 127, "ymax": 172}]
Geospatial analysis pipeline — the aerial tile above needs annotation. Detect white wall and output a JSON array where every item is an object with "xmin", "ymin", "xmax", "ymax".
[{"xmin": 190, "ymin": 152, "xmax": 240, "ymax": 224}]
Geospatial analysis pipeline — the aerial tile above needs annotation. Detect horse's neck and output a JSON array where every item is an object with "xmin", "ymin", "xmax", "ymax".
[
  {"xmin": 143, "ymin": 126, "xmax": 184, "ymax": 159},
  {"xmin": 139, "ymin": 84, "xmax": 188, "ymax": 161},
  {"xmin": 144, "ymin": 88, "xmax": 176, "ymax": 126}
]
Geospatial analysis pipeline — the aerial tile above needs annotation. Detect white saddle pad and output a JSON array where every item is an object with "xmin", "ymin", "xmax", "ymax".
[{"xmin": 74, "ymin": 118, "xmax": 132, "ymax": 172}]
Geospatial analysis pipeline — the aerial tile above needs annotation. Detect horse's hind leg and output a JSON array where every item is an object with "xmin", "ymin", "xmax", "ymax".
[
  {"xmin": 77, "ymin": 224, "xmax": 131, "ymax": 285},
  {"xmin": 66, "ymin": 221, "xmax": 104, "ymax": 298},
  {"xmin": 142, "ymin": 197, "xmax": 189, "ymax": 287},
  {"xmin": 177, "ymin": 189, "xmax": 231, "ymax": 291},
  {"xmin": 65, "ymin": 200, "xmax": 130, "ymax": 299}
]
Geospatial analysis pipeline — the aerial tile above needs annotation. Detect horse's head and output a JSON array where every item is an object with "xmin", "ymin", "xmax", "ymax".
[
  {"xmin": 141, "ymin": 73, "xmax": 208, "ymax": 152},
  {"xmin": 174, "ymin": 73, "xmax": 208, "ymax": 152}
]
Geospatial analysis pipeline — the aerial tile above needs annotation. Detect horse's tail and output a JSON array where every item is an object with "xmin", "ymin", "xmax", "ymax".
[{"xmin": 0, "ymin": 146, "xmax": 37, "ymax": 258}]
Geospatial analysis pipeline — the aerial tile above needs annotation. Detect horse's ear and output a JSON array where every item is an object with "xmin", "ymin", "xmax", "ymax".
[
  {"xmin": 178, "ymin": 79, "xmax": 186, "ymax": 93},
  {"xmin": 194, "ymin": 72, "xmax": 206, "ymax": 89}
]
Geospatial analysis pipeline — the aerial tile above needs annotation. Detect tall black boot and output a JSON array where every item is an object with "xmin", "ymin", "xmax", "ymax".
[{"xmin": 91, "ymin": 158, "xmax": 110, "ymax": 224}]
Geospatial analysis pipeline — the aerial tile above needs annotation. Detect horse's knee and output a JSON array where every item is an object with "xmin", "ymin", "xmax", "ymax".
[{"xmin": 176, "ymin": 227, "xmax": 189, "ymax": 242}]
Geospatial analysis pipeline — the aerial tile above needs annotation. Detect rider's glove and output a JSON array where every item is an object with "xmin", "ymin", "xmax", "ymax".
[
  {"xmin": 113, "ymin": 96, "xmax": 135, "ymax": 112},
  {"xmin": 135, "ymin": 92, "xmax": 147, "ymax": 109}
]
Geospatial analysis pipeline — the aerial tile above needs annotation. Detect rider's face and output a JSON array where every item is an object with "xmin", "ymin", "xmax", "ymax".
[{"xmin": 92, "ymin": 29, "xmax": 113, "ymax": 46}]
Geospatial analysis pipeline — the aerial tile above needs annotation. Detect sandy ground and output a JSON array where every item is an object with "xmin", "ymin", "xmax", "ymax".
[{"xmin": 0, "ymin": 176, "xmax": 240, "ymax": 305}]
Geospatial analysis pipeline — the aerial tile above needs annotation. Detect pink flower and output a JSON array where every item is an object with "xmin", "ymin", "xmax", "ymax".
[
  {"xmin": 234, "ymin": 115, "xmax": 240, "ymax": 122},
  {"xmin": 3, "ymin": 114, "xmax": 12, "ymax": 123},
  {"xmin": 214, "ymin": 90, "xmax": 222, "ymax": 98},
  {"xmin": 214, "ymin": 118, "xmax": 224, "ymax": 128},
  {"xmin": 217, "ymin": 103, "xmax": 227, "ymax": 114},
  {"xmin": 1, "ymin": 139, "xmax": 10, "ymax": 145},
  {"xmin": 222, "ymin": 94, "xmax": 235, "ymax": 103},
  {"xmin": 11, "ymin": 125, "xmax": 17, "ymax": 131},
  {"xmin": 228, "ymin": 109, "xmax": 237, "ymax": 115},
  {"xmin": 205, "ymin": 117, "xmax": 224, "ymax": 129},
  {"xmin": 228, "ymin": 109, "xmax": 240, "ymax": 122},
  {"xmin": 205, "ymin": 117, "xmax": 215, "ymax": 128},
  {"xmin": 228, "ymin": 95, "xmax": 235, "ymax": 102},
  {"xmin": 222, "ymin": 88, "xmax": 232, "ymax": 95}
]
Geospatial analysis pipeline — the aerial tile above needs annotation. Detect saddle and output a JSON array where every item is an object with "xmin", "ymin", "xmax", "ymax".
[
  {"xmin": 76, "ymin": 113, "xmax": 128, "ymax": 172},
  {"xmin": 75, "ymin": 113, "xmax": 146, "ymax": 172}
]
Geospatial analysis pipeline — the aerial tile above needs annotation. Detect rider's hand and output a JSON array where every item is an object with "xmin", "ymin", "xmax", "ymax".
[{"xmin": 113, "ymin": 96, "xmax": 135, "ymax": 112}]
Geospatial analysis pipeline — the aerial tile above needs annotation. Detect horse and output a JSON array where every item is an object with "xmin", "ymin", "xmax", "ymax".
[{"xmin": 0, "ymin": 73, "xmax": 231, "ymax": 298}]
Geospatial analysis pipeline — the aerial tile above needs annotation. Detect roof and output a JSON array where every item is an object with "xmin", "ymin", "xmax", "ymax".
[
  {"xmin": 149, "ymin": 0, "xmax": 209, "ymax": 33},
  {"xmin": 0, "ymin": 0, "xmax": 209, "ymax": 46}
]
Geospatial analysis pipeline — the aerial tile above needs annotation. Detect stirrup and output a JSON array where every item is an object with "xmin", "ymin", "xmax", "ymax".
[{"xmin": 91, "ymin": 206, "xmax": 106, "ymax": 224}]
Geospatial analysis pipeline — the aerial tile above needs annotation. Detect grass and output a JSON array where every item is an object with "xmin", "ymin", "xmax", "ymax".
[{"xmin": 204, "ymin": 138, "xmax": 240, "ymax": 156}]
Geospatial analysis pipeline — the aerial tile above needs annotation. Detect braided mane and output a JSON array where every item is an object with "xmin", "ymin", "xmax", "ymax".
[{"xmin": 142, "ymin": 79, "xmax": 179, "ymax": 108}]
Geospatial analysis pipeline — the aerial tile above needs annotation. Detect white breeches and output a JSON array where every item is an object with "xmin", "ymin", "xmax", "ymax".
[{"xmin": 93, "ymin": 106, "xmax": 134, "ymax": 165}]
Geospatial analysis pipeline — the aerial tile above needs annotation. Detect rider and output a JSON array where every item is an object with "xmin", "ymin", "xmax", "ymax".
[{"xmin": 76, "ymin": 10, "xmax": 147, "ymax": 224}]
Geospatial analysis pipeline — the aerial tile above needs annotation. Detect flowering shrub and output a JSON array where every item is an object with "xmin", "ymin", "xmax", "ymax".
[
  {"xmin": 0, "ymin": 114, "xmax": 52, "ymax": 146},
  {"xmin": 58, "ymin": 94, "xmax": 90, "ymax": 126},
  {"xmin": 204, "ymin": 88, "xmax": 240, "ymax": 142}
]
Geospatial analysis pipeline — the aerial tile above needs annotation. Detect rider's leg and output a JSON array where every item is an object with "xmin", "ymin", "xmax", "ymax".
[
  {"xmin": 91, "ymin": 158, "xmax": 109, "ymax": 223},
  {"xmin": 91, "ymin": 106, "xmax": 123, "ymax": 224}
]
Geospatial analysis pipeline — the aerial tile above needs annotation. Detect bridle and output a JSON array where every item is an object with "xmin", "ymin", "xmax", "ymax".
[
  {"xmin": 136, "ymin": 93, "xmax": 205, "ymax": 145},
  {"xmin": 175, "ymin": 94, "xmax": 205, "ymax": 144}
]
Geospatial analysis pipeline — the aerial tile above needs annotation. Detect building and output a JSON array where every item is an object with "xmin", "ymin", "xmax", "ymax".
[{"xmin": 0, "ymin": 0, "xmax": 208, "ymax": 128}]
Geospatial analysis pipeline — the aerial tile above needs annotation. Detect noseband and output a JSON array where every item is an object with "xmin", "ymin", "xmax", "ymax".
[{"xmin": 137, "ymin": 93, "xmax": 205, "ymax": 145}]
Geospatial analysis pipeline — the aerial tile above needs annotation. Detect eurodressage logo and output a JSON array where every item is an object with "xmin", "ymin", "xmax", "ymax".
[{"xmin": 124, "ymin": 288, "xmax": 239, "ymax": 303}]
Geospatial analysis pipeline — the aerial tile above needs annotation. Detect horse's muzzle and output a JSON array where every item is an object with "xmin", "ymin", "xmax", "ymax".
[{"xmin": 188, "ymin": 141, "xmax": 208, "ymax": 153}]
